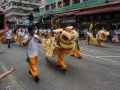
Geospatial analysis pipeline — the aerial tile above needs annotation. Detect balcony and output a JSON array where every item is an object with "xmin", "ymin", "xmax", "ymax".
[
  {"xmin": 35, "ymin": 0, "xmax": 118, "ymax": 17},
  {"xmin": 9, "ymin": 18, "xmax": 24, "ymax": 23},
  {"xmin": 6, "ymin": 12, "xmax": 27, "ymax": 17}
]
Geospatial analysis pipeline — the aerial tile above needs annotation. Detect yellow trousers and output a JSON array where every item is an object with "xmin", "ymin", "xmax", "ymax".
[
  {"xmin": 57, "ymin": 49, "xmax": 67, "ymax": 69},
  {"xmin": 17, "ymin": 35, "xmax": 20, "ymax": 41},
  {"xmin": 72, "ymin": 42, "xmax": 82, "ymax": 57},
  {"xmin": 29, "ymin": 56, "xmax": 38, "ymax": 77},
  {"xmin": 11, "ymin": 34, "xmax": 15, "ymax": 42},
  {"xmin": 85, "ymin": 36, "xmax": 90, "ymax": 44},
  {"xmin": 47, "ymin": 32, "xmax": 52, "ymax": 39},
  {"xmin": 19, "ymin": 36, "xmax": 23, "ymax": 46},
  {"xmin": 0, "ymin": 35, "xmax": 6, "ymax": 43}
]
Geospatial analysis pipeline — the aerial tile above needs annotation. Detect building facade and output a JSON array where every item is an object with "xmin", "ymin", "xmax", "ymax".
[
  {"xmin": 35, "ymin": 0, "xmax": 120, "ymax": 30},
  {"xmin": 1, "ymin": 0, "xmax": 42, "ymax": 26}
]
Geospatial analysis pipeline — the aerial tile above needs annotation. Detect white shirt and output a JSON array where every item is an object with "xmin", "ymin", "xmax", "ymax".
[
  {"xmin": 39, "ymin": 29, "xmax": 42, "ymax": 33},
  {"xmin": 48, "ymin": 29, "xmax": 51, "ymax": 32},
  {"xmin": 20, "ymin": 32, "xmax": 25, "ymax": 37},
  {"xmin": 35, "ymin": 29, "xmax": 38, "ymax": 34},
  {"xmin": 43, "ymin": 29, "xmax": 46, "ymax": 33},
  {"xmin": 23, "ymin": 34, "xmax": 39, "ymax": 58},
  {"xmin": 5, "ymin": 30, "xmax": 12, "ymax": 39},
  {"xmin": 19, "ymin": 29, "xmax": 21, "ymax": 32}
]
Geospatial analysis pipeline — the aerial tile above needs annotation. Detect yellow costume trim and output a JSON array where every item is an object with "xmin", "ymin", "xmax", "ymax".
[{"xmin": 60, "ymin": 42, "xmax": 75, "ymax": 49}]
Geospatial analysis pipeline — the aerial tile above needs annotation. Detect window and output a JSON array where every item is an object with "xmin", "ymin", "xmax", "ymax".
[
  {"xmin": 45, "ymin": 5, "xmax": 49, "ymax": 10},
  {"xmin": 83, "ymin": 0, "xmax": 88, "ymax": 2},
  {"xmin": 58, "ymin": 2, "xmax": 62, "ymax": 8},
  {"xmin": 51, "ymin": 3, "xmax": 55, "ymax": 9},
  {"xmin": 64, "ymin": 0, "xmax": 70, "ymax": 6},
  {"xmin": 13, "ymin": 2, "xmax": 17, "ymax": 5},
  {"xmin": 73, "ymin": 0, "xmax": 80, "ymax": 4}
]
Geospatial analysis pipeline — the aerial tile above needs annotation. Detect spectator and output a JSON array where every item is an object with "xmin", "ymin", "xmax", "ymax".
[
  {"xmin": 108, "ymin": 29, "xmax": 114, "ymax": 42},
  {"xmin": 4, "ymin": 28, "xmax": 12, "ymax": 48},
  {"xmin": 0, "ymin": 7, "xmax": 18, "ymax": 80},
  {"xmin": 112, "ymin": 33, "xmax": 119, "ymax": 44}
]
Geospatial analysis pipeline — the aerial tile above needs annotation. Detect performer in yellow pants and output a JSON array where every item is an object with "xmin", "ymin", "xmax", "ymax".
[
  {"xmin": 19, "ymin": 29, "xmax": 24, "ymax": 46},
  {"xmin": 0, "ymin": 35, "xmax": 6, "ymax": 43},
  {"xmin": 17, "ymin": 34, "xmax": 20, "ymax": 41},
  {"xmin": 85, "ymin": 35, "xmax": 90, "ymax": 44},
  {"xmin": 57, "ymin": 49, "xmax": 67, "ymax": 71},
  {"xmin": 29, "ymin": 56, "xmax": 38, "ymax": 77},
  {"xmin": 11, "ymin": 34, "xmax": 16, "ymax": 42},
  {"xmin": 23, "ymin": 26, "xmax": 42, "ymax": 83},
  {"xmin": 71, "ymin": 40, "xmax": 82, "ymax": 58},
  {"xmin": 47, "ymin": 32, "xmax": 52, "ymax": 39},
  {"xmin": 19, "ymin": 36, "xmax": 24, "ymax": 46}
]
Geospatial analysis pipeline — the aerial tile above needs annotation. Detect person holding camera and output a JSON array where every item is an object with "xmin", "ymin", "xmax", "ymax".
[{"xmin": 0, "ymin": 7, "xmax": 17, "ymax": 79}]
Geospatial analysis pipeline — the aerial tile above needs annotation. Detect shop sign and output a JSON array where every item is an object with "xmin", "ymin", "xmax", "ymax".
[
  {"xmin": 79, "ymin": 11, "xmax": 120, "ymax": 21},
  {"xmin": 61, "ymin": 19, "xmax": 76, "ymax": 23}
]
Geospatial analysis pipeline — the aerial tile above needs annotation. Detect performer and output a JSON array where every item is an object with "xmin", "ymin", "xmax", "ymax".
[
  {"xmin": 47, "ymin": 28, "xmax": 52, "ymax": 39},
  {"xmin": 0, "ymin": 34, "xmax": 6, "ymax": 43},
  {"xmin": 39, "ymin": 29, "xmax": 42, "ymax": 38},
  {"xmin": 23, "ymin": 26, "xmax": 42, "ymax": 83},
  {"xmin": 43, "ymin": 28, "xmax": 46, "ymax": 38},
  {"xmin": 17, "ymin": 28, "xmax": 21, "ymax": 41},
  {"xmin": 19, "ymin": 29, "xmax": 24, "ymax": 46},
  {"xmin": 71, "ymin": 28, "xmax": 82, "ymax": 59},
  {"xmin": 85, "ymin": 30, "xmax": 91, "ymax": 44},
  {"xmin": 11, "ymin": 29, "xmax": 16, "ymax": 42}
]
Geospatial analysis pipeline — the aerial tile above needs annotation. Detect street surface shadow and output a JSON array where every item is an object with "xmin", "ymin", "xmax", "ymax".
[{"xmin": 45, "ymin": 59, "xmax": 63, "ymax": 73}]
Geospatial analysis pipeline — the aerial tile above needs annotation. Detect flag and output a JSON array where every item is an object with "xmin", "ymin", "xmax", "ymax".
[{"xmin": 89, "ymin": 23, "xmax": 93, "ymax": 31}]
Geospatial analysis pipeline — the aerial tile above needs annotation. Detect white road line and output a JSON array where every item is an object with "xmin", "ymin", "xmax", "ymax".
[
  {"xmin": 96, "ymin": 56, "xmax": 120, "ymax": 58},
  {"xmin": 82, "ymin": 53, "xmax": 118, "ymax": 63}
]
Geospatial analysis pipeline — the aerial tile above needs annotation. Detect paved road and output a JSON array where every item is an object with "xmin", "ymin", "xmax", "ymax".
[{"xmin": 0, "ymin": 41, "xmax": 120, "ymax": 90}]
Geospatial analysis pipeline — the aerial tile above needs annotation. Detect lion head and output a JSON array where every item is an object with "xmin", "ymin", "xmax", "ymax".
[
  {"xmin": 55, "ymin": 26, "xmax": 77, "ymax": 49},
  {"xmin": 96, "ymin": 30, "xmax": 109, "ymax": 41}
]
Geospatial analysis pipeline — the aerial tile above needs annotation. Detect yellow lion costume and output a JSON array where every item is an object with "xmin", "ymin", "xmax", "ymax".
[
  {"xmin": 43, "ymin": 26, "xmax": 78, "ymax": 73},
  {"xmin": 87, "ymin": 30, "xmax": 109, "ymax": 46}
]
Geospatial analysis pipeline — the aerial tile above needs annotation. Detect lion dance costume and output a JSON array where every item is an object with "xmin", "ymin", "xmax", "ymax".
[
  {"xmin": 87, "ymin": 30, "xmax": 109, "ymax": 46},
  {"xmin": 43, "ymin": 26, "xmax": 79, "ymax": 73}
]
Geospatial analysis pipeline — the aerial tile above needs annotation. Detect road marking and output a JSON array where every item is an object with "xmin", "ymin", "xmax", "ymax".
[
  {"xmin": 82, "ymin": 53, "xmax": 118, "ymax": 63},
  {"xmin": 96, "ymin": 56, "xmax": 120, "ymax": 58},
  {"xmin": 0, "ymin": 62, "xmax": 22, "ymax": 90}
]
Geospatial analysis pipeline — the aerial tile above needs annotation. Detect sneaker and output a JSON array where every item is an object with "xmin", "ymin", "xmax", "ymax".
[
  {"xmin": 78, "ymin": 57, "xmax": 82, "ymax": 59},
  {"xmin": 63, "ymin": 68, "xmax": 67, "ymax": 73},
  {"xmin": 57, "ymin": 65, "xmax": 61, "ymax": 67},
  {"xmin": 35, "ymin": 76, "xmax": 39, "ymax": 83}
]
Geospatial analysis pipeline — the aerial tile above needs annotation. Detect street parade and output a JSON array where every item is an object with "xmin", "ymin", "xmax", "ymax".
[{"xmin": 1, "ymin": 0, "xmax": 120, "ymax": 90}]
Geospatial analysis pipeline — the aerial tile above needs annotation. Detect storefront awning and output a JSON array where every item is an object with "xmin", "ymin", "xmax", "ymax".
[
  {"xmin": 76, "ymin": 6, "xmax": 120, "ymax": 15},
  {"xmin": 54, "ymin": 11, "xmax": 79, "ymax": 17}
]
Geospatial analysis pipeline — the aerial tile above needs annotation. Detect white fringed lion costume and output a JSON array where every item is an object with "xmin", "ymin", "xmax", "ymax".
[
  {"xmin": 43, "ymin": 26, "xmax": 77, "ymax": 73},
  {"xmin": 87, "ymin": 30, "xmax": 109, "ymax": 46}
]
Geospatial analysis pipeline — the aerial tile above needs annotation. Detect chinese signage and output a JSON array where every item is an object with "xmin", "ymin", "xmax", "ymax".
[
  {"xmin": 60, "ymin": 17, "xmax": 76, "ymax": 23},
  {"xmin": 79, "ymin": 11, "xmax": 120, "ymax": 21},
  {"xmin": 61, "ymin": 19, "xmax": 76, "ymax": 23}
]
